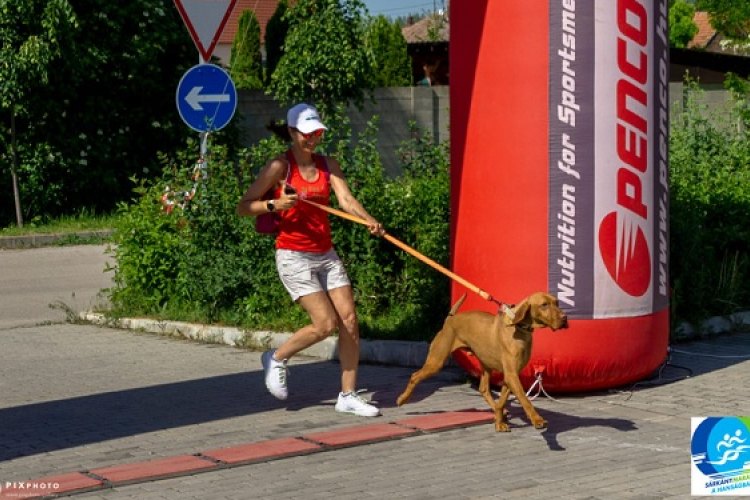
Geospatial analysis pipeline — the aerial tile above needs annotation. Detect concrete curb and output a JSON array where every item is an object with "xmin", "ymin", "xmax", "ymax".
[
  {"xmin": 81, "ymin": 312, "xmax": 448, "ymax": 369},
  {"xmin": 81, "ymin": 308, "xmax": 750, "ymax": 371}
]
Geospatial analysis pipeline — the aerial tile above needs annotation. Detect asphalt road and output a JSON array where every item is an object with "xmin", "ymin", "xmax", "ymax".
[{"xmin": 0, "ymin": 244, "xmax": 113, "ymax": 330}]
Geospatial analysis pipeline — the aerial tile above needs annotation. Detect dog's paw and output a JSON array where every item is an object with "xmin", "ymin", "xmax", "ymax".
[
  {"xmin": 533, "ymin": 418, "xmax": 548, "ymax": 430},
  {"xmin": 495, "ymin": 422, "xmax": 510, "ymax": 432}
]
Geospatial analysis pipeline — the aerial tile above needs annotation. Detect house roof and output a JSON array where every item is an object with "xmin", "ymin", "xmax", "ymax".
[
  {"xmin": 687, "ymin": 11, "xmax": 717, "ymax": 49},
  {"xmin": 401, "ymin": 14, "xmax": 449, "ymax": 44},
  {"xmin": 687, "ymin": 11, "xmax": 750, "ymax": 56},
  {"xmin": 219, "ymin": 0, "xmax": 279, "ymax": 44}
]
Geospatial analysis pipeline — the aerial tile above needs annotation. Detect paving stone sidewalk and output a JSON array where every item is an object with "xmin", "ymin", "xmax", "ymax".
[{"xmin": 1, "ymin": 323, "xmax": 749, "ymax": 499}]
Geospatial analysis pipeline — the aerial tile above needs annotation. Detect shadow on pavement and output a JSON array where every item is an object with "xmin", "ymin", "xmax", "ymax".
[
  {"xmin": 0, "ymin": 371, "xmax": 258, "ymax": 462},
  {"xmin": 0, "ymin": 353, "xmax": 467, "ymax": 463},
  {"xmin": 535, "ymin": 407, "xmax": 638, "ymax": 451},
  {"xmin": 667, "ymin": 331, "xmax": 750, "ymax": 378},
  {"xmin": 0, "ymin": 361, "xmax": 408, "ymax": 462}
]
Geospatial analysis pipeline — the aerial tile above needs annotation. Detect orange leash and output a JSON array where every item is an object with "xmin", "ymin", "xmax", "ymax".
[{"xmin": 301, "ymin": 199, "xmax": 497, "ymax": 303}]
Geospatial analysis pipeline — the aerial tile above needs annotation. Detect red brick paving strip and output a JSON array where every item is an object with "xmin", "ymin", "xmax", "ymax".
[
  {"xmin": 394, "ymin": 409, "xmax": 495, "ymax": 431},
  {"xmin": 2, "ymin": 415, "xmax": 491, "ymax": 497},
  {"xmin": 201, "ymin": 437, "xmax": 321, "ymax": 465},
  {"xmin": 302, "ymin": 423, "xmax": 418, "ymax": 447},
  {"xmin": 0, "ymin": 472, "xmax": 102, "ymax": 499},
  {"xmin": 90, "ymin": 455, "xmax": 217, "ymax": 484}
]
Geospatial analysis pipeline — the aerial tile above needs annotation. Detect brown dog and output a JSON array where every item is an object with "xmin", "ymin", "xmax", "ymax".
[{"xmin": 396, "ymin": 292, "xmax": 568, "ymax": 432}]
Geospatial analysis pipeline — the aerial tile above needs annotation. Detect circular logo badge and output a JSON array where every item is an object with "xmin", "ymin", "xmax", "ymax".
[{"xmin": 692, "ymin": 417, "xmax": 750, "ymax": 478}]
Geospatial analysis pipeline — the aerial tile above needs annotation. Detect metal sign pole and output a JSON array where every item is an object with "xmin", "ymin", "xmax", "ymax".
[
  {"xmin": 199, "ymin": 54, "xmax": 207, "ymax": 192},
  {"xmin": 171, "ymin": 0, "xmax": 240, "ymax": 216},
  {"xmin": 174, "ymin": 1, "xmax": 238, "ymax": 180}
]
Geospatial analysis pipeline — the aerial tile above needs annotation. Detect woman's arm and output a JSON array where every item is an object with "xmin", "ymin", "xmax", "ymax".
[
  {"xmin": 325, "ymin": 157, "xmax": 383, "ymax": 236},
  {"xmin": 237, "ymin": 156, "xmax": 298, "ymax": 217}
]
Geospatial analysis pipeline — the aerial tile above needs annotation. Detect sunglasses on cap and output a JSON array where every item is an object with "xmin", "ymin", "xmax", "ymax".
[{"xmin": 294, "ymin": 128, "xmax": 324, "ymax": 140}]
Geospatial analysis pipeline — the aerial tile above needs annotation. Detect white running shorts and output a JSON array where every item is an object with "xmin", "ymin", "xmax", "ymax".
[{"xmin": 275, "ymin": 248, "xmax": 351, "ymax": 302}]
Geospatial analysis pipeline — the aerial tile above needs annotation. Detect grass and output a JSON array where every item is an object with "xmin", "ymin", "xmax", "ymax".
[{"xmin": 0, "ymin": 209, "xmax": 118, "ymax": 237}]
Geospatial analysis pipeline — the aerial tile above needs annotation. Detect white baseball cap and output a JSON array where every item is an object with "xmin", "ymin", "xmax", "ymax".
[{"xmin": 287, "ymin": 103, "xmax": 327, "ymax": 134}]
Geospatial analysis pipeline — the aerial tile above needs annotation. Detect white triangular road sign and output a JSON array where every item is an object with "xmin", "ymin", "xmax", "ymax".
[{"xmin": 174, "ymin": 0, "xmax": 238, "ymax": 61}]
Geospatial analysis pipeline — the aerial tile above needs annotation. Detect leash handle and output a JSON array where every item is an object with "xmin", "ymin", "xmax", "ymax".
[{"xmin": 301, "ymin": 199, "xmax": 495, "ymax": 303}]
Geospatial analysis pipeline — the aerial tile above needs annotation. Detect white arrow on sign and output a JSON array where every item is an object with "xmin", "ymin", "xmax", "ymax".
[{"xmin": 185, "ymin": 86, "xmax": 231, "ymax": 111}]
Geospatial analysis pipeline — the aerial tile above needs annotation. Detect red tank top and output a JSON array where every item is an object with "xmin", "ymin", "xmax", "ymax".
[{"xmin": 275, "ymin": 151, "xmax": 332, "ymax": 253}]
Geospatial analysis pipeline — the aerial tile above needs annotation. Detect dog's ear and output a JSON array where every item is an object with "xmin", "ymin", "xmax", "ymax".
[{"xmin": 509, "ymin": 300, "xmax": 530, "ymax": 325}]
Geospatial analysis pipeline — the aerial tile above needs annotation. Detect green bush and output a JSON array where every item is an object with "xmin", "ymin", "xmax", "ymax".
[
  {"xmin": 108, "ymin": 80, "xmax": 750, "ymax": 341},
  {"xmin": 107, "ymin": 120, "xmax": 452, "ymax": 341},
  {"xmin": 329, "ymin": 118, "xmax": 451, "ymax": 340},
  {"xmin": 669, "ymin": 80, "xmax": 750, "ymax": 327},
  {"xmin": 108, "ymin": 134, "xmax": 294, "ymax": 327}
]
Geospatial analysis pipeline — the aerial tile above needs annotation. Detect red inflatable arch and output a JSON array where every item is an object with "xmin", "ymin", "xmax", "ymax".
[{"xmin": 449, "ymin": 0, "xmax": 670, "ymax": 391}]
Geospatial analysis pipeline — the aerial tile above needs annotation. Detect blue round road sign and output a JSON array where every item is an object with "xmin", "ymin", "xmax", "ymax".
[{"xmin": 176, "ymin": 64, "xmax": 237, "ymax": 132}]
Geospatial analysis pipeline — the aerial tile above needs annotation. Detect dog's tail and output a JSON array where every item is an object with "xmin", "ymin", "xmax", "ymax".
[{"xmin": 448, "ymin": 293, "xmax": 467, "ymax": 316}]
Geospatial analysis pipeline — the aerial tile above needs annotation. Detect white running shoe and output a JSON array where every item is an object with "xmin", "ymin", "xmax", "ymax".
[
  {"xmin": 335, "ymin": 391, "xmax": 381, "ymax": 417},
  {"xmin": 261, "ymin": 349, "xmax": 288, "ymax": 400}
]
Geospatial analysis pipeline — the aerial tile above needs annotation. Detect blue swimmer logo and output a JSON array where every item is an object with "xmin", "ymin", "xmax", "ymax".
[{"xmin": 692, "ymin": 417, "xmax": 750, "ymax": 494}]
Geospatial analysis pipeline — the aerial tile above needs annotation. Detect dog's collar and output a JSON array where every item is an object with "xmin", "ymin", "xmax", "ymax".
[
  {"xmin": 500, "ymin": 304, "xmax": 535, "ymax": 333},
  {"xmin": 515, "ymin": 323, "xmax": 534, "ymax": 333},
  {"xmin": 500, "ymin": 303, "xmax": 515, "ymax": 320}
]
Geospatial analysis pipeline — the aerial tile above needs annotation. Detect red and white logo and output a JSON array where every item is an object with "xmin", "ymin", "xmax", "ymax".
[
  {"xmin": 595, "ymin": 0, "xmax": 653, "ymax": 302},
  {"xmin": 598, "ymin": 212, "xmax": 650, "ymax": 296}
]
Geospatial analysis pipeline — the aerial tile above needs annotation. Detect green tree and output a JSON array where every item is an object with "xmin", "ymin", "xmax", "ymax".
[
  {"xmin": 0, "ymin": 0, "xmax": 77, "ymax": 227},
  {"xmin": 264, "ymin": 0, "xmax": 289, "ymax": 87},
  {"xmin": 670, "ymin": 0, "xmax": 699, "ymax": 48},
  {"xmin": 230, "ymin": 10, "xmax": 263, "ymax": 90},
  {"xmin": 697, "ymin": 0, "xmax": 750, "ymax": 40},
  {"xmin": 269, "ymin": 0, "xmax": 372, "ymax": 116},
  {"xmin": 365, "ymin": 15, "xmax": 412, "ymax": 87},
  {"xmin": 424, "ymin": 12, "xmax": 448, "ymax": 42},
  {"xmin": 0, "ymin": 0, "xmax": 195, "ymax": 227}
]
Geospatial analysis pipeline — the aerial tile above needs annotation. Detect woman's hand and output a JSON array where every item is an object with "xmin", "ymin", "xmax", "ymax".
[
  {"xmin": 366, "ymin": 218, "xmax": 384, "ymax": 237},
  {"xmin": 275, "ymin": 182, "xmax": 299, "ymax": 210}
]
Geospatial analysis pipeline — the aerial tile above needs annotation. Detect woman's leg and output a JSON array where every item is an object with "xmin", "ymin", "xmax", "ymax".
[
  {"xmin": 273, "ymin": 290, "xmax": 338, "ymax": 361},
  {"xmin": 328, "ymin": 285, "xmax": 379, "ymax": 416},
  {"xmin": 262, "ymin": 291, "xmax": 337, "ymax": 400},
  {"xmin": 327, "ymin": 285, "xmax": 359, "ymax": 393}
]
